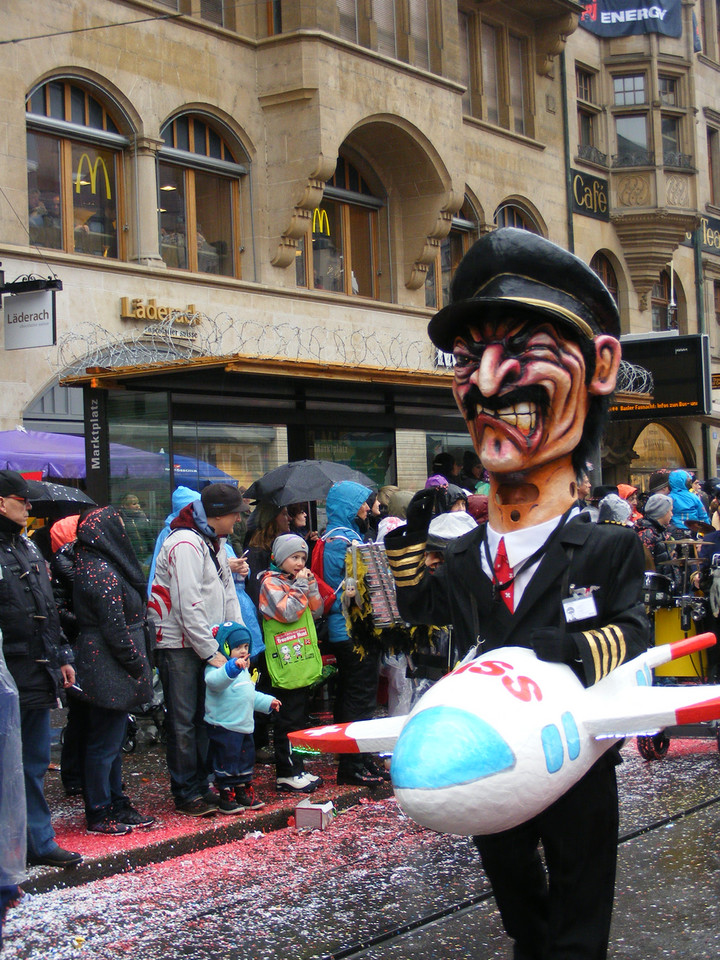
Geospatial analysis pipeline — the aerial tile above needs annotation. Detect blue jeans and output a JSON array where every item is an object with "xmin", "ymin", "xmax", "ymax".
[
  {"xmin": 83, "ymin": 706, "xmax": 129, "ymax": 825},
  {"xmin": 157, "ymin": 648, "xmax": 210, "ymax": 805},
  {"xmin": 20, "ymin": 707, "xmax": 56, "ymax": 858}
]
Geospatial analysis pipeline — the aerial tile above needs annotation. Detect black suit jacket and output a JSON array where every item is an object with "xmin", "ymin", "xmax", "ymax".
[{"xmin": 385, "ymin": 513, "xmax": 650, "ymax": 686}]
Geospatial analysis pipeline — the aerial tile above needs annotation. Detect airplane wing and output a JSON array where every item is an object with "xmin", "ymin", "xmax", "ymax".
[
  {"xmin": 288, "ymin": 715, "xmax": 406, "ymax": 754},
  {"xmin": 583, "ymin": 683, "xmax": 720, "ymax": 739}
]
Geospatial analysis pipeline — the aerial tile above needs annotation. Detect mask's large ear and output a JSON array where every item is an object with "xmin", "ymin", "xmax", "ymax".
[{"xmin": 589, "ymin": 335, "xmax": 621, "ymax": 396}]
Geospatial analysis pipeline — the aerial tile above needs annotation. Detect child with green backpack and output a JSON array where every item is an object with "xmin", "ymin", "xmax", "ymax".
[{"xmin": 258, "ymin": 534, "xmax": 325, "ymax": 794}]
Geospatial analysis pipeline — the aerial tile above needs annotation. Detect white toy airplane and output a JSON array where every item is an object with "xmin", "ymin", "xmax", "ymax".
[{"xmin": 289, "ymin": 633, "xmax": 720, "ymax": 836}]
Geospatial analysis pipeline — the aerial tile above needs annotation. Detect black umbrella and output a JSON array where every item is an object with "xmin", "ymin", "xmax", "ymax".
[
  {"xmin": 245, "ymin": 460, "xmax": 375, "ymax": 507},
  {"xmin": 27, "ymin": 480, "xmax": 96, "ymax": 516}
]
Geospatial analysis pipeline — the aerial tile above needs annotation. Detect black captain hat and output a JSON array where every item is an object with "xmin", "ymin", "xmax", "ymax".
[{"xmin": 428, "ymin": 227, "xmax": 621, "ymax": 352}]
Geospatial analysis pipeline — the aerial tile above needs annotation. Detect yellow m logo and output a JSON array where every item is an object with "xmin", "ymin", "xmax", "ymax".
[
  {"xmin": 312, "ymin": 207, "xmax": 330, "ymax": 236},
  {"xmin": 75, "ymin": 154, "xmax": 112, "ymax": 199}
]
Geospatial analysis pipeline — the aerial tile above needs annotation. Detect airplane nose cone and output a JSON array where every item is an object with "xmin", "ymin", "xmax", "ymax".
[{"xmin": 391, "ymin": 705, "xmax": 516, "ymax": 790}]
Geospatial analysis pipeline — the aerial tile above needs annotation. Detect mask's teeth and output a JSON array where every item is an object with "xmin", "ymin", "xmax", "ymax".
[{"xmin": 476, "ymin": 403, "xmax": 537, "ymax": 436}]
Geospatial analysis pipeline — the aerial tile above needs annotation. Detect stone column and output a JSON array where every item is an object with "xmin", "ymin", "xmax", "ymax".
[{"xmin": 129, "ymin": 135, "xmax": 165, "ymax": 267}]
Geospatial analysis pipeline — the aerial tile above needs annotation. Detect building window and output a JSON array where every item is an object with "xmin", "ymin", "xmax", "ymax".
[
  {"xmin": 458, "ymin": 11, "xmax": 472, "ymax": 115},
  {"xmin": 199, "ymin": 0, "xmax": 223, "ymax": 26},
  {"xmin": 662, "ymin": 115, "xmax": 682, "ymax": 165},
  {"xmin": 576, "ymin": 66, "xmax": 605, "ymax": 165},
  {"xmin": 480, "ymin": 21, "xmax": 500, "ymax": 125},
  {"xmin": 337, "ymin": 0, "xmax": 358, "ymax": 43},
  {"xmin": 590, "ymin": 252, "xmax": 619, "ymax": 305},
  {"xmin": 614, "ymin": 115, "xmax": 650, "ymax": 167},
  {"xmin": 709, "ymin": 127, "xmax": 720, "ymax": 207},
  {"xmin": 158, "ymin": 115, "xmax": 246, "ymax": 277},
  {"xmin": 613, "ymin": 74, "xmax": 646, "ymax": 107},
  {"xmin": 659, "ymin": 76, "xmax": 678, "ymax": 106},
  {"xmin": 425, "ymin": 201, "xmax": 478, "ymax": 309},
  {"xmin": 26, "ymin": 80, "xmax": 126, "ymax": 258},
  {"xmin": 374, "ymin": 0, "xmax": 397, "ymax": 57},
  {"xmin": 295, "ymin": 156, "xmax": 384, "ymax": 298},
  {"xmin": 472, "ymin": 19, "xmax": 531, "ymax": 135},
  {"xmin": 495, "ymin": 203, "xmax": 539, "ymax": 232},
  {"xmin": 409, "ymin": 0, "xmax": 430, "ymax": 70},
  {"xmin": 651, "ymin": 271, "xmax": 676, "ymax": 332},
  {"xmin": 267, "ymin": 0, "xmax": 282, "ymax": 34}
]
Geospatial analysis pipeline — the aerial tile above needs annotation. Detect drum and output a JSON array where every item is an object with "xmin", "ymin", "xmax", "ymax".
[
  {"xmin": 642, "ymin": 572, "xmax": 675, "ymax": 611},
  {"xmin": 653, "ymin": 606, "xmax": 707, "ymax": 678}
]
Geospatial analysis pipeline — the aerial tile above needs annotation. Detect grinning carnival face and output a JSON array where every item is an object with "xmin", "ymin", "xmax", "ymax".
[{"xmin": 452, "ymin": 316, "xmax": 620, "ymax": 476}]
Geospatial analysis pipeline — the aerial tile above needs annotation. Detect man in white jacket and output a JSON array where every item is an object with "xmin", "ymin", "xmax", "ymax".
[{"xmin": 149, "ymin": 483, "xmax": 247, "ymax": 816}]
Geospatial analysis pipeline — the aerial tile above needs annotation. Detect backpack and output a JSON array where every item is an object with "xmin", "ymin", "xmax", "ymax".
[
  {"xmin": 310, "ymin": 531, "xmax": 351, "ymax": 615},
  {"xmin": 262, "ymin": 606, "xmax": 323, "ymax": 689}
]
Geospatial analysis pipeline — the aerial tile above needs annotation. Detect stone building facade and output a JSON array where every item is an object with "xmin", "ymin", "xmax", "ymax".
[{"xmin": 0, "ymin": 0, "xmax": 719, "ymax": 517}]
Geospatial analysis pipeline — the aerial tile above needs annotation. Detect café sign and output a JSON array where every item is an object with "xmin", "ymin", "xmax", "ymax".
[{"xmin": 571, "ymin": 169, "xmax": 609, "ymax": 221}]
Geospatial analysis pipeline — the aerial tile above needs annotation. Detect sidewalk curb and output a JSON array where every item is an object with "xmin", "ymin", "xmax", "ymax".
[{"xmin": 23, "ymin": 783, "xmax": 392, "ymax": 896}]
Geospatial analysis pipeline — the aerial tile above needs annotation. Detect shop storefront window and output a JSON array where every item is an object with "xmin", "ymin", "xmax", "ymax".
[
  {"xmin": 426, "ymin": 431, "xmax": 477, "ymax": 478},
  {"xmin": 307, "ymin": 429, "xmax": 396, "ymax": 488},
  {"xmin": 629, "ymin": 422, "xmax": 688, "ymax": 491}
]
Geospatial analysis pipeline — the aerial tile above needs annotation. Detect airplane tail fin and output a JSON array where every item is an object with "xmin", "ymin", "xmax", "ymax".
[{"xmin": 641, "ymin": 632, "xmax": 716, "ymax": 671}]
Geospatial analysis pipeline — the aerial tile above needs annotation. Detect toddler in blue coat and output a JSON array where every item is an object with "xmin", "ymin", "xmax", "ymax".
[{"xmin": 205, "ymin": 621, "xmax": 280, "ymax": 814}]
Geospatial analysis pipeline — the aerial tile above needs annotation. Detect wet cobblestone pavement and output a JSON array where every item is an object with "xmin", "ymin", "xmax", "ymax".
[{"xmin": 4, "ymin": 737, "xmax": 720, "ymax": 958}]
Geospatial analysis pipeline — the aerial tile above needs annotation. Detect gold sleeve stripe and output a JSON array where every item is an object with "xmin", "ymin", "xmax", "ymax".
[
  {"xmin": 582, "ymin": 625, "xmax": 627, "ymax": 680},
  {"xmin": 584, "ymin": 629, "xmax": 605, "ymax": 680}
]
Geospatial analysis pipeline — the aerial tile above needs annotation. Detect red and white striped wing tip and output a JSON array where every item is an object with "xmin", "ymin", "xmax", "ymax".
[
  {"xmin": 288, "ymin": 715, "xmax": 405, "ymax": 754},
  {"xmin": 644, "ymin": 631, "xmax": 717, "ymax": 670}
]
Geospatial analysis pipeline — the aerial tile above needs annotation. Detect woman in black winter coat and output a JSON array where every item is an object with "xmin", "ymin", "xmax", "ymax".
[{"xmin": 73, "ymin": 507, "xmax": 155, "ymax": 834}]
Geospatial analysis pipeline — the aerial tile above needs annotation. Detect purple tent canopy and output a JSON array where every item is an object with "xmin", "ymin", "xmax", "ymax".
[{"xmin": 0, "ymin": 428, "xmax": 164, "ymax": 479}]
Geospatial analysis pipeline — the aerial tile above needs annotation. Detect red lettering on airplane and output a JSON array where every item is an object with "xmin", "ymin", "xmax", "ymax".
[{"xmin": 454, "ymin": 659, "xmax": 543, "ymax": 702}]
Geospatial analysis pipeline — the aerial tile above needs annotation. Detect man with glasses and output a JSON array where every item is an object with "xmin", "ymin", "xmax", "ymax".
[{"xmin": 0, "ymin": 470, "xmax": 82, "ymax": 869}]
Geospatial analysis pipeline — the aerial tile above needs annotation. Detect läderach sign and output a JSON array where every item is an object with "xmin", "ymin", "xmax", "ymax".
[{"xmin": 120, "ymin": 297, "xmax": 201, "ymax": 325}]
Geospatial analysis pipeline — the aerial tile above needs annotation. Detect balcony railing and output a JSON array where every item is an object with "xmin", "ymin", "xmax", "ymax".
[
  {"xmin": 612, "ymin": 149, "xmax": 654, "ymax": 168},
  {"xmin": 577, "ymin": 144, "xmax": 608, "ymax": 166},
  {"xmin": 663, "ymin": 152, "xmax": 693, "ymax": 169}
]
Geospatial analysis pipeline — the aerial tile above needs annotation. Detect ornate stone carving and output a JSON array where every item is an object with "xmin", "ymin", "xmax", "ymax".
[
  {"xmin": 271, "ymin": 156, "xmax": 338, "ymax": 268},
  {"xmin": 666, "ymin": 175, "xmax": 690, "ymax": 207},
  {"xmin": 617, "ymin": 175, "xmax": 651, "ymax": 207}
]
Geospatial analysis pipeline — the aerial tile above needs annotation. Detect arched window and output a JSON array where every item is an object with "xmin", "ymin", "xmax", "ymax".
[
  {"xmin": 425, "ymin": 199, "xmax": 479, "ymax": 309},
  {"xmin": 296, "ymin": 156, "xmax": 385, "ymax": 298},
  {"xmin": 494, "ymin": 203, "xmax": 539, "ymax": 232},
  {"xmin": 158, "ymin": 115, "xmax": 247, "ymax": 277},
  {"xmin": 26, "ymin": 80, "xmax": 127, "ymax": 258},
  {"xmin": 651, "ymin": 270, "xmax": 675, "ymax": 331},
  {"xmin": 590, "ymin": 252, "xmax": 619, "ymax": 304}
]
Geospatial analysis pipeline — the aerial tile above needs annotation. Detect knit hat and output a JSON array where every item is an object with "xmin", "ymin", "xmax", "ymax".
[
  {"xmin": 426, "ymin": 511, "xmax": 477, "ymax": 550},
  {"xmin": 467, "ymin": 494, "xmax": 489, "ymax": 524},
  {"xmin": 617, "ymin": 483, "xmax": 637, "ymax": 501},
  {"xmin": 597, "ymin": 494, "xmax": 632, "ymax": 525},
  {"xmin": 647, "ymin": 470, "xmax": 670, "ymax": 495},
  {"xmin": 644, "ymin": 494, "xmax": 673, "ymax": 522},
  {"xmin": 213, "ymin": 621, "xmax": 252, "ymax": 659},
  {"xmin": 271, "ymin": 533, "xmax": 308, "ymax": 568},
  {"xmin": 200, "ymin": 482, "xmax": 243, "ymax": 517}
]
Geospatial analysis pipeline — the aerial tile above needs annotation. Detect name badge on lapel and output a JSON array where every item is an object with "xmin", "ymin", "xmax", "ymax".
[{"xmin": 562, "ymin": 585, "xmax": 599, "ymax": 623}]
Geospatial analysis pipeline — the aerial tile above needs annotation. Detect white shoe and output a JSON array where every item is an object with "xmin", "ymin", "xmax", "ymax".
[
  {"xmin": 276, "ymin": 774, "xmax": 317, "ymax": 793},
  {"xmin": 303, "ymin": 772, "xmax": 324, "ymax": 787}
]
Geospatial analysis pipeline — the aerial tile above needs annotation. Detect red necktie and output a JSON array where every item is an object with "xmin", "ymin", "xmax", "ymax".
[{"xmin": 493, "ymin": 537, "xmax": 514, "ymax": 612}]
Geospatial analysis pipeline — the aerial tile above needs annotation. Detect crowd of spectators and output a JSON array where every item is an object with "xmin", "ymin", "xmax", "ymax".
[{"xmin": 4, "ymin": 453, "xmax": 720, "ymax": 906}]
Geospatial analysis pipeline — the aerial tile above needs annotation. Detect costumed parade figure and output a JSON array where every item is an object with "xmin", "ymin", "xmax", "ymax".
[{"xmin": 383, "ymin": 228, "xmax": 651, "ymax": 960}]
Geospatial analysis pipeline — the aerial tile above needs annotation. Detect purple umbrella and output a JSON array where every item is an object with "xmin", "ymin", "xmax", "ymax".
[{"xmin": 0, "ymin": 428, "xmax": 164, "ymax": 479}]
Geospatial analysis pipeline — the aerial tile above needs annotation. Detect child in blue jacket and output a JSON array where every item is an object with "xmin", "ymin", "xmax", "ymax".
[{"xmin": 205, "ymin": 621, "xmax": 280, "ymax": 814}]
